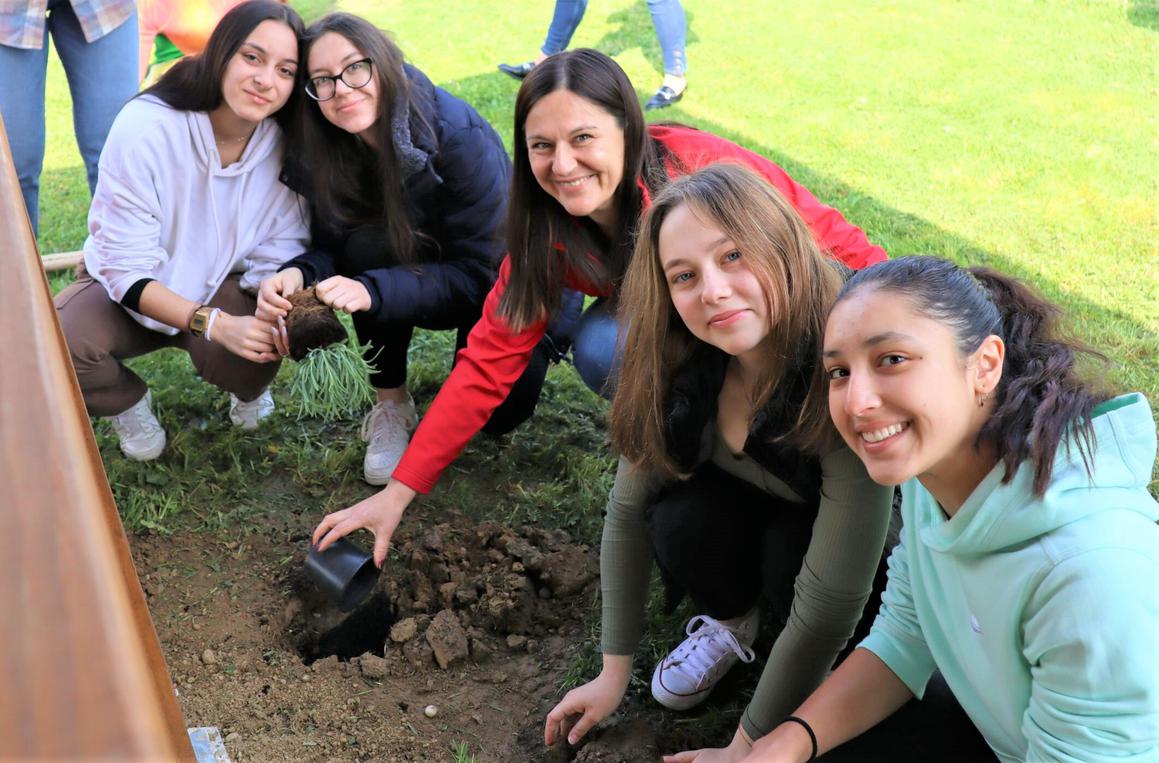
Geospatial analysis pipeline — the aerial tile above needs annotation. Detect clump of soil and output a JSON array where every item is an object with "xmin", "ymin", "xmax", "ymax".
[
  {"xmin": 284, "ymin": 288, "xmax": 347, "ymax": 361},
  {"xmin": 291, "ymin": 521, "xmax": 598, "ymax": 675}
]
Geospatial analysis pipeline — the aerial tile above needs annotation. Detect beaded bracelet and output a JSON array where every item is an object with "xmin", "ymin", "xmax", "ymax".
[{"xmin": 782, "ymin": 715, "xmax": 818, "ymax": 761}]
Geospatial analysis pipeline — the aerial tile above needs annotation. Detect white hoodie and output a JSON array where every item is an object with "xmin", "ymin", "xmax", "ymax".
[{"xmin": 83, "ymin": 95, "xmax": 309, "ymax": 334}]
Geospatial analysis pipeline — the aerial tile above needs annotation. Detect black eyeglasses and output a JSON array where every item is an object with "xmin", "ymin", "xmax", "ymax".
[{"xmin": 305, "ymin": 58, "xmax": 373, "ymax": 101}]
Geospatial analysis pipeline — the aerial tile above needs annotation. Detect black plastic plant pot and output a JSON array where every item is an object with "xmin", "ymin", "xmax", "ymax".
[{"xmin": 305, "ymin": 537, "xmax": 380, "ymax": 611}]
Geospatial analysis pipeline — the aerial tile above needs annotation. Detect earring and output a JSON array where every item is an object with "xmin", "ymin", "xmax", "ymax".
[{"xmin": 977, "ymin": 391, "xmax": 992, "ymax": 408}]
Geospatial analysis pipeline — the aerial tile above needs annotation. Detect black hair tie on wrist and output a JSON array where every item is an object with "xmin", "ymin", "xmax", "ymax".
[{"xmin": 782, "ymin": 715, "xmax": 818, "ymax": 761}]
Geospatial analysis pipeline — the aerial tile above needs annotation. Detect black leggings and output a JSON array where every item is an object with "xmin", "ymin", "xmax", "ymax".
[
  {"xmin": 352, "ymin": 310, "xmax": 551, "ymax": 436},
  {"xmin": 646, "ymin": 462, "xmax": 820, "ymax": 626}
]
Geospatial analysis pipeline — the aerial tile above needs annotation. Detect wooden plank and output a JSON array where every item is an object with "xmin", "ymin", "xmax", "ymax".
[
  {"xmin": 41, "ymin": 250, "xmax": 83, "ymax": 272},
  {"xmin": 0, "ymin": 117, "xmax": 196, "ymax": 760}
]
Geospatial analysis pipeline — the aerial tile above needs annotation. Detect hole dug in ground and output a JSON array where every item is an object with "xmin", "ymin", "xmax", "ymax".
[{"xmin": 289, "ymin": 521, "xmax": 598, "ymax": 677}]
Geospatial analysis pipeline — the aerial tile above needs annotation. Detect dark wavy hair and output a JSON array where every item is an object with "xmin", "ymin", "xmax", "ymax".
[
  {"xmin": 142, "ymin": 1, "xmax": 304, "ymax": 132},
  {"xmin": 835, "ymin": 256, "xmax": 1110, "ymax": 495},
  {"xmin": 290, "ymin": 13, "xmax": 427, "ymax": 265},
  {"xmin": 499, "ymin": 49, "xmax": 666, "ymax": 330}
]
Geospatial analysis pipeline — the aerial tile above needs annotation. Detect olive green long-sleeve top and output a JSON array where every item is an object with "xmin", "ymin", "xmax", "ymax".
[{"xmin": 600, "ymin": 433, "xmax": 893, "ymax": 740}]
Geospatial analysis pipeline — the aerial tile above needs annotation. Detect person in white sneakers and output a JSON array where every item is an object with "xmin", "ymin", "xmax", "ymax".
[
  {"xmin": 259, "ymin": 13, "xmax": 566, "ymax": 485},
  {"xmin": 55, "ymin": 2, "xmax": 309, "ymax": 461},
  {"xmin": 543, "ymin": 165, "xmax": 895, "ymax": 760}
]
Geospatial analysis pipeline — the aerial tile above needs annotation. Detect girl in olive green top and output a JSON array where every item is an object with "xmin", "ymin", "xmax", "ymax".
[{"xmin": 544, "ymin": 164, "xmax": 894, "ymax": 760}]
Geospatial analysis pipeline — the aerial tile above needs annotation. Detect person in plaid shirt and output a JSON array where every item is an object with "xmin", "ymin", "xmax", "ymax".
[{"xmin": 0, "ymin": 0, "xmax": 137, "ymax": 235}]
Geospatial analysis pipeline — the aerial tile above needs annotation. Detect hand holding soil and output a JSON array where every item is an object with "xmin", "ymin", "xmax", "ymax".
[
  {"xmin": 282, "ymin": 288, "xmax": 348, "ymax": 361},
  {"xmin": 313, "ymin": 479, "xmax": 418, "ymax": 567},
  {"xmin": 211, "ymin": 312, "xmax": 280, "ymax": 363},
  {"xmin": 315, "ymin": 275, "xmax": 372, "ymax": 314},
  {"xmin": 257, "ymin": 267, "xmax": 303, "ymax": 321},
  {"xmin": 544, "ymin": 656, "xmax": 632, "ymax": 747}
]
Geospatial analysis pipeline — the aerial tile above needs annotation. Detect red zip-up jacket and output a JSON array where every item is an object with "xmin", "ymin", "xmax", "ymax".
[{"xmin": 391, "ymin": 124, "xmax": 887, "ymax": 493}]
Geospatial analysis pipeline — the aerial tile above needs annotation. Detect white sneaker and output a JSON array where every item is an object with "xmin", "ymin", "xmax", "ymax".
[
  {"xmin": 229, "ymin": 388, "xmax": 275, "ymax": 430},
  {"xmin": 360, "ymin": 395, "xmax": 418, "ymax": 485},
  {"xmin": 651, "ymin": 609, "xmax": 759, "ymax": 710},
  {"xmin": 105, "ymin": 390, "xmax": 166, "ymax": 461}
]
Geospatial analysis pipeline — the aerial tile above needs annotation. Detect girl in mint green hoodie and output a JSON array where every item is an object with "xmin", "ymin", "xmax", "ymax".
[{"xmin": 741, "ymin": 256, "xmax": 1159, "ymax": 763}]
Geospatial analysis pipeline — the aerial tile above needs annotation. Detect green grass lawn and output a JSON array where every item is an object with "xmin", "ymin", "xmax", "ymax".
[
  {"xmin": 40, "ymin": 0, "xmax": 1158, "ymax": 400},
  {"xmin": 34, "ymin": 0, "xmax": 1159, "ymax": 536},
  {"xmin": 27, "ymin": 0, "xmax": 1157, "ymax": 750}
]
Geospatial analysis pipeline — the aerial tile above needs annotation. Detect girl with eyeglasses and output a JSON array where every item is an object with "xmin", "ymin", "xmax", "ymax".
[
  {"xmin": 55, "ymin": 1, "xmax": 308, "ymax": 461},
  {"xmin": 259, "ymin": 12, "xmax": 556, "ymax": 485}
]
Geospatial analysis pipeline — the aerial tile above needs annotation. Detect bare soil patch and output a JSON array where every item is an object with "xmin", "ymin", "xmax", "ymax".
[{"xmin": 132, "ymin": 502, "xmax": 670, "ymax": 762}]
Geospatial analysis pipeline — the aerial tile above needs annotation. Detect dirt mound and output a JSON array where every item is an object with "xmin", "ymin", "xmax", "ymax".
[
  {"xmin": 291, "ymin": 521, "xmax": 598, "ymax": 677},
  {"xmin": 134, "ymin": 509, "xmax": 610, "ymax": 762}
]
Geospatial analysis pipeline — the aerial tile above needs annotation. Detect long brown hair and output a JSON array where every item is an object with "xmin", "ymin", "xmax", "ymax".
[
  {"xmin": 835, "ymin": 257, "xmax": 1110, "ymax": 496},
  {"xmin": 499, "ymin": 49, "xmax": 663, "ymax": 330},
  {"xmin": 609, "ymin": 163, "xmax": 844, "ymax": 477},
  {"xmin": 292, "ymin": 13, "xmax": 426, "ymax": 264}
]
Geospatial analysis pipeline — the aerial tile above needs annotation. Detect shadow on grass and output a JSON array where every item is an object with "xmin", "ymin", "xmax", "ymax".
[{"xmin": 1128, "ymin": 0, "xmax": 1159, "ymax": 31}]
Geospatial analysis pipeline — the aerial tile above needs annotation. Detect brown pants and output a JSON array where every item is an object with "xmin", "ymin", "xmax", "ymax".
[{"xmin": 55, "ymin": 273, "xmax": 280, "ymax": 417}]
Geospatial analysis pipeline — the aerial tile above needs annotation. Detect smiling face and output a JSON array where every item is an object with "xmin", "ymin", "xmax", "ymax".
[
  {"xmin": 308, "ymin": 31, "xmax": 380, "ymax": 141},
  {"xmin": 823, "ymin": 286, "xmax": 1003, "ymax": 502},
  {"xmin": 658, "ymin": 202, "xmax": 774, "ymax": 369},
  {"xmin": 217, "ymin": 19, "xmax": 299, "ymax": 125},
  {"xmin": 524, "ymin": 89, "xmax": 626, "ymax": 233}
]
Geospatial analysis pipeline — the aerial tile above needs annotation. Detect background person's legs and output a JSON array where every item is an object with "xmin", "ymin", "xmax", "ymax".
[
  {"xmin": 644, "ymin": 0, "xmax": 688, "ymax": 109},
  {"xmin": 0, "ymin": 39, "xmax": 49, "ymax": 234},
  {"xmin": 646, "ymin": 0, "xmax": 687, "ymax": 77},
  {"xmin": 50, "ymin": 0, "xmax": 138, "ymax": 198},
  {"xmin": 542, "ymin": 0, "xmax": 589, "ymax": 56}
]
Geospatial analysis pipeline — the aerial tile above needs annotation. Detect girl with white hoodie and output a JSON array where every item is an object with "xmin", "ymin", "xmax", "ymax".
[{"xmin": 55, "ymin": 1, "xmax": 309, "ymax": 461}]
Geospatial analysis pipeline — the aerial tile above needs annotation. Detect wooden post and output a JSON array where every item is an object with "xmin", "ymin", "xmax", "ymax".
[
  {"xmin": 0, "ymin": 117, "xmax": 196, "ymax": 760},
  {"xmin": 41, "ymin": 250, "xmax": 84, "ymax": 272}
]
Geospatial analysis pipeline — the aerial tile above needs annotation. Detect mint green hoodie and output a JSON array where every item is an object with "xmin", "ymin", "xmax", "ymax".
[{"xmin": 861, "ymin": 393, "xmax": 1159, "ymax": 762}]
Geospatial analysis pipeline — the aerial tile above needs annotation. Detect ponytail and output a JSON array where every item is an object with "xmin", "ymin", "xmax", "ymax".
[{"xmin": 968, "ymin": 267, "xmax": 1108, "ymax": 494}]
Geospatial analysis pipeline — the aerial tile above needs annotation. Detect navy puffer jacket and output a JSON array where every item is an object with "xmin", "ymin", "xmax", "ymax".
[{"xmin": 283, "ymin": 65, "xmax": 510, "ymax": 324}]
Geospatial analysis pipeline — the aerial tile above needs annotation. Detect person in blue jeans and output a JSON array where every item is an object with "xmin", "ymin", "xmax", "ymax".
[
  {"xmin": 0, "ymin": 0, "xmax": 138, "ymax": 236},
  {"xmin": 498, "ymin": 0, "xmax": 687, "ymax": 110}
]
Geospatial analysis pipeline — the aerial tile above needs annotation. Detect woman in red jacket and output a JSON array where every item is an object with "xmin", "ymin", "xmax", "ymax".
[{"xmin": 312, "ymin": 48, "xmax": 886, "ymax": 567}]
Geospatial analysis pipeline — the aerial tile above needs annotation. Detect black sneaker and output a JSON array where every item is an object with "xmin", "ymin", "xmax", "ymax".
[
  {"xmin": 497, "ymin": 61, "xmax": 536, "ymax": 80},
  {"xmin": 645, "ymin": 85, "xmax": 684, "ymax": 110}
]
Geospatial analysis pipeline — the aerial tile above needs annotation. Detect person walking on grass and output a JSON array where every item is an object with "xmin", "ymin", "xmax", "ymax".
[
  {"xmin": 55, "ymin": 1, "xmax": 308, "ymax": 461},
  {"xmin": 311, "ymin": 50, "xmax": 887, "ymax": 617},
  {"xmin": 258, "ymin": 12, "xmax": 569, "ymax": 487},
  {"xmin": 498, "ymin": 0, "xmax": 690, "ymax": 110},
  {"xmin": 544, "ymin": 164, "xmax": 917, "ymax": 762},
  {"xmin": 742, "ymin": 256, "xmax": 1159, "ymax": 762}
]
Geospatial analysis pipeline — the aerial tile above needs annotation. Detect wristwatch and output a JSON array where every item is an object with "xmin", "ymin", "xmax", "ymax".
[{"xmin": 188, "ymin": 304, "xmax": 214, "ymax": 337}]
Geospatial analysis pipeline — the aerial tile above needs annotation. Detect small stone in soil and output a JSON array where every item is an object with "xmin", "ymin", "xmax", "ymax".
[
  {"xmin": 423, "ymin": 704, "xmax": 438, "ymax": 718},
  {"xmin": 389, "ymin": 617, "xmax": 419, "ymax": 643},
  {"xmin": 201, "ymin": 649, "xmax": 217, "ymax": 665},
  {"xmin": 359, "ymin": 654, "xmax": 389, "ymax": 680}
]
